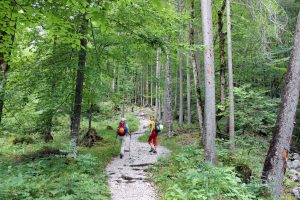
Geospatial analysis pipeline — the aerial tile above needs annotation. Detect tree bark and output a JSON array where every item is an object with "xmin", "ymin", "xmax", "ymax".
[
  {"xmin": 70, "ymin": 1, "xmax": 90, "ymax": 159},
  {"xmin": 186, "ymin": 52, "xmax": 191, "ymax": 125},
  {"xmin": 218, "ymin": 0, "xmax": 226, "ymax": 105},
  {"xmin": 164, "ymin": 48, "xmax": 173, "ymax": 136},
  {"xmin": 150, "ymin": 64, "xmax": 153, "ymax": 106},
  {"xmin": 179, "ymin": 50, "xmax": 184, "ymax": 126},
  {"xmin": 88, "ymin": 103, "xmax": 93, "ymax": 130},
  {"xmin": 178, "ymin": 0, "xmax": 184, "ymax": 127},
  {"xmin": 146, "ymin": 65, "xmax": 149, "ymax": 106},
  {"xmin": 155, "ymin": 47, "xmax": 161, "ymax": 119},
  {"xmin": 201, "ymin": 0, "xmax": 217, "ymax": 164},
  {"xmin": 112, "ymin": 68, "xmax": 115, "ymax": 92},
  {"xmin": 226, "ymin": 0, "xmax": 235, "ymax": 155},
  {"xmin": 190, "ymin": 0, "xmax": 204, "ymax": 143},
  {"xmin": 261, "ymin": 11, "xmax": 300, "ymax": 198},
  {"xmin": 0, "ymin": 61, "xmax": 7, "ymax": 123}
]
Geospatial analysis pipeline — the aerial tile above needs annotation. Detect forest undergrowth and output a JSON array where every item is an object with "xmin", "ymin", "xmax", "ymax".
[
  {"xmin": 140, "ymin": 126, "xmax": 297, "ymax": 200},
  {"xmin": 0, "ymin": 113, "xmax": 139, "ymax": 200}
]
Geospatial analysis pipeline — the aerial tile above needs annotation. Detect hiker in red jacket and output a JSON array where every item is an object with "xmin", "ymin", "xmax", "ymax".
[{"xmin": 116, "ymin": 118, "xmax": 129, "ymax": 159}]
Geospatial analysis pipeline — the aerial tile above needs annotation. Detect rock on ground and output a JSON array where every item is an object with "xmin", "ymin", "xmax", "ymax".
[
  {"xmin": 288, "ymin": 160, "xmax": 300, "ymax": 169},
  {"xmin": 293, "ymin": 187, "xmax": 300, "ymax": 199},
  {"xmin": 289, "ymin": 169, "xmax": 300, "ymax": 182},
  {"xmin": 106, "ymin": 112, "xmax": 170, "ymax": 200}
]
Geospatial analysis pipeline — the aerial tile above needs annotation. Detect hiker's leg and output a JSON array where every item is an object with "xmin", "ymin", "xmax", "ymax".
[
  {"xmin": 153, "ymin": 133, "xmax": 158, "ymax": 150},
  {"xmin": 153, "ymin": 132, "xmax": 158, "ymax": 150},
  {"xmin": 119, "ymin": 136, "xmax": 125, "ymax": 156},
  {"xmin": 148, "ymin": 132, "xmax": 155, "ymax": 149}
]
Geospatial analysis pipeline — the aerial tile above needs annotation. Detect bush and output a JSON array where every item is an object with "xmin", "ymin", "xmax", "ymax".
[
  {"xmin": 222, "ymin": 85, "xmax": 279, "ymax": 136},
  {"xmin": 151, "ymin": 144, "xmax": 267, "ymax": 200}
]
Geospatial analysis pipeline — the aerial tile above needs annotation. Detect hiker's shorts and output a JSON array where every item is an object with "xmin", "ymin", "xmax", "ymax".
[{"xmin": 148, "ymin": 130, "xmax": 158, "ymax": 146}]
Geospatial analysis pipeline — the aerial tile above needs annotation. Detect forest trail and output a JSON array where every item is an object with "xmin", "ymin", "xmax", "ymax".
[{"xmin": 106, "ymin": 111, "xmax": 170, "ymax": 200}]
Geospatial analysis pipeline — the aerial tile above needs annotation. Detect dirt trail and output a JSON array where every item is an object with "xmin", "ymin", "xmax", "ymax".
[{"xmin": 106, "ymin": 112, "xmax": 170, "ymax": 200}]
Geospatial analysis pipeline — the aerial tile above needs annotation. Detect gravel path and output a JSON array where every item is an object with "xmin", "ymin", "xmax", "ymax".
[{"xmin": 106, "ymin": 112, "xmax": 170, "ymax": 200}]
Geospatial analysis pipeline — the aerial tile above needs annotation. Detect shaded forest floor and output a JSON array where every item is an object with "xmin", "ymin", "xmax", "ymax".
[
  {"xmin": 139, "ymin": 124, "xmax": 297, "ymax": 200},
  {"xmin": 0, "ymin": 108, "xmax": 298, "ymax": 199},
  {"xmin": 0, "ymin": 113, "xmax": 139, "ymax": 199}
]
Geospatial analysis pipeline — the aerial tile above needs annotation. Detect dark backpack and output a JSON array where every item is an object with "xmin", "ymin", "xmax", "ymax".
[{"xmin": 155, "ymin": 120, "xmax": 161, "ymax": 133}]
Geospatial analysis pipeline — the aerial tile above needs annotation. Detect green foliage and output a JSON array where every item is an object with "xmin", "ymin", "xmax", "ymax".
[
  {"xmin": 151, "ymin": 144, "xmax": 267, "ymax": 200},
  {"xmin": 223, "ymin": 85, "xmax": 279, "ymax": 136},
  {"xmin": 0, "ymin": 113, "xmax": 139, "ymax": 200}
]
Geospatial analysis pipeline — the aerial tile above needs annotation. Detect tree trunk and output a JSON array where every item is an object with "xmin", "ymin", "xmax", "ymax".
[
  {"xmin": 88, "ymin": 103, "xmax": 93, "ymax": 130},
  {"xmin": 150, "ymin": 64, "xmax": 153, "ymax": 107},
  {"xmin": 112, "ymin": 68, "xmax": 115, "ymax": 92},
  {"xmin": 186, "ymin": 53, "xmax": 191, "ymax": 125},
  {"xmin": 141, "ymin": 75, "xmax": 144, "ymax": 106},
  {"xmin": 0, "ymin": 63, "xmax": 7, "ymax": 123},
  {"xmin": 190, "ymin": 0, "xmax": 204, "ymax": 143},
  {"xmin": 186, "ymin": 15, "xmax": 191, "ymax": 125},
  {"xmin": 201, "ymin": 0, "xmax": 217, "ymax": 164},
  {"xmin": 226, "ymin": 0, "xmax": 235, "ymax": 155},
  {"xmin": 40, "ymin": 109, "xmax": 54, "ymax": 143},
  {"xmin": 261, "ymin": 11, "xmax": 300, "ymax": 198},
  {"xmin": 164, "ymin": 48, "xmax": 173, "ymax": 136},
  {"xmin": 146, "ymin": 65, "xmax": 149, "ymax": 106},
  {"xmin": 155, "ymin": 47, "xmax": 161, "ymax": 119},
  {"xmin": 116, "ymin": 65, "xmax": 119, "ymax": 93},
  {"xmin": 218, "ymin": 0, "xmax": 226, "ymax": 105},
  {"xmin": 70, "ymin": 2, "xmax": 89, "ymax": 159},
  {"xmin": 178, "ymin": 42, "xmax": 184, "ymax": 126}
]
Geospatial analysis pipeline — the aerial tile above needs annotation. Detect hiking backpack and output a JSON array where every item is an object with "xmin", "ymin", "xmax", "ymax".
[
  {"xmin": 155, "ymin": 120, "xmax": 163, "ymax": 133},
  {"xmin": 117, "ymin": 121, "xmax": 128, "ymax": 136}
]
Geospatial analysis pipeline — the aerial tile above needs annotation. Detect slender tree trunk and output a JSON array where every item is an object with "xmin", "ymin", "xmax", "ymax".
[
  {"xmin": 226, "ymin": 0, "xmax": 235, "ymax": 155},
  {"xmin": 150, "ymin": 64, "xmax": 153, "ymax": 107},
  {"xmin": 146, "ymin": 65, "xmax": 149, "ymax": 106},
  {"xmin": 186, "ymin": 54, "xmax": 191, "ymax": 125},
  {"xmin": 141, "ymin": 74, "xmax": 144, "ymax": 106},
  {"xmin": 190, "ymin": 0, "xmax": 204, "ymax": 143},
  {"xmin": 112, "ymin": 68, "xmax": 115, "ymax": 92},
  {"xmin": 178, "ymin": 44, "xmax": 184, "ymax": 126},
  {"xmin": 261, "ymin": 11, "xmax": 300, "ymax": 198},
  {"xmin": 201, "ymin": 0, "xmax": 217, "ymax": 164},
  {"xmin": 174, "ymin": 71, "xmax": 178, "ymax": 117},
  {"xmin": 164, "ymin": 48, "xmax": 173, "ymax": 136},
  {"xmin": 116, "ymin": 65, "xmax": 119, "ymax": 93},
  {"xmin": 88, "ymin": 103, "xmax": 93, "ymax": 129},
  {"xmin": 70, "ymin": 2, "xmax": 89, "ymax": 159},
  {"xmin": 155, "ymin": 47, "xmax": 161, "ymax": 119},
  {"xmin": 218, "ymin": 0, "xmax": 226, "ymax": 105},
  {"xmin": 186, "ymin": 12, "xmax": 191, "ymax": 125},
  {"xmin": 0, "ymin": 62, "xmax": 7, "ymax": 123}
]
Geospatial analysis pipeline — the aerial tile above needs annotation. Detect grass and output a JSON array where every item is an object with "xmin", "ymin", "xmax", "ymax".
[
  {"xmin": 0, "ymin": 112, "xmax": 139, "ymax": 200},
  {"xmin": 142, "ymin": 125, "xmax": 296, "ymax": 200}
]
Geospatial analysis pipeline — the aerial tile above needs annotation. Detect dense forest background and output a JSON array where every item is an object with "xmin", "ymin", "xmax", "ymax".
[{"xmin": 0, "ymin": 0, "xmax": 300, "ymax": 199}]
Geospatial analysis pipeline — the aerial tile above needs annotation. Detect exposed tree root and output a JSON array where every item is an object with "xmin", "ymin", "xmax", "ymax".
[{"xmin": 80, "ymin": 128, "xmax": 103, "ymax": 147}]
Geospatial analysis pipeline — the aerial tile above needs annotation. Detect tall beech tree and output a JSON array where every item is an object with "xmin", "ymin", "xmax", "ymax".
[
  {"xmin": 70, "ymin": 0, "xmax": 90, "ymax": 159},
  {"xmin": 226, "ymin": 0, "xmax": 235, "ymax": 154},
  {"xmin": 190, "ymin": 0, "xmax": 204, "ymax": 141},
  {"xmin": 201, "ymin": 0, "xmax": 217, "ymax": 163},
  {"xmin": 164, "ymin": 48, "xmax": 173, "ymax": 136},
  {"xmin": 218, "ymin": 0, "xmax": 226, "ymax": 106},
  {"xmin": 155, "ymin": 47, "xmax": 161, "ymax": 119},
  {"xmin": 262, "ymin": 11, "xmax": 300, "ymax": 198}
]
